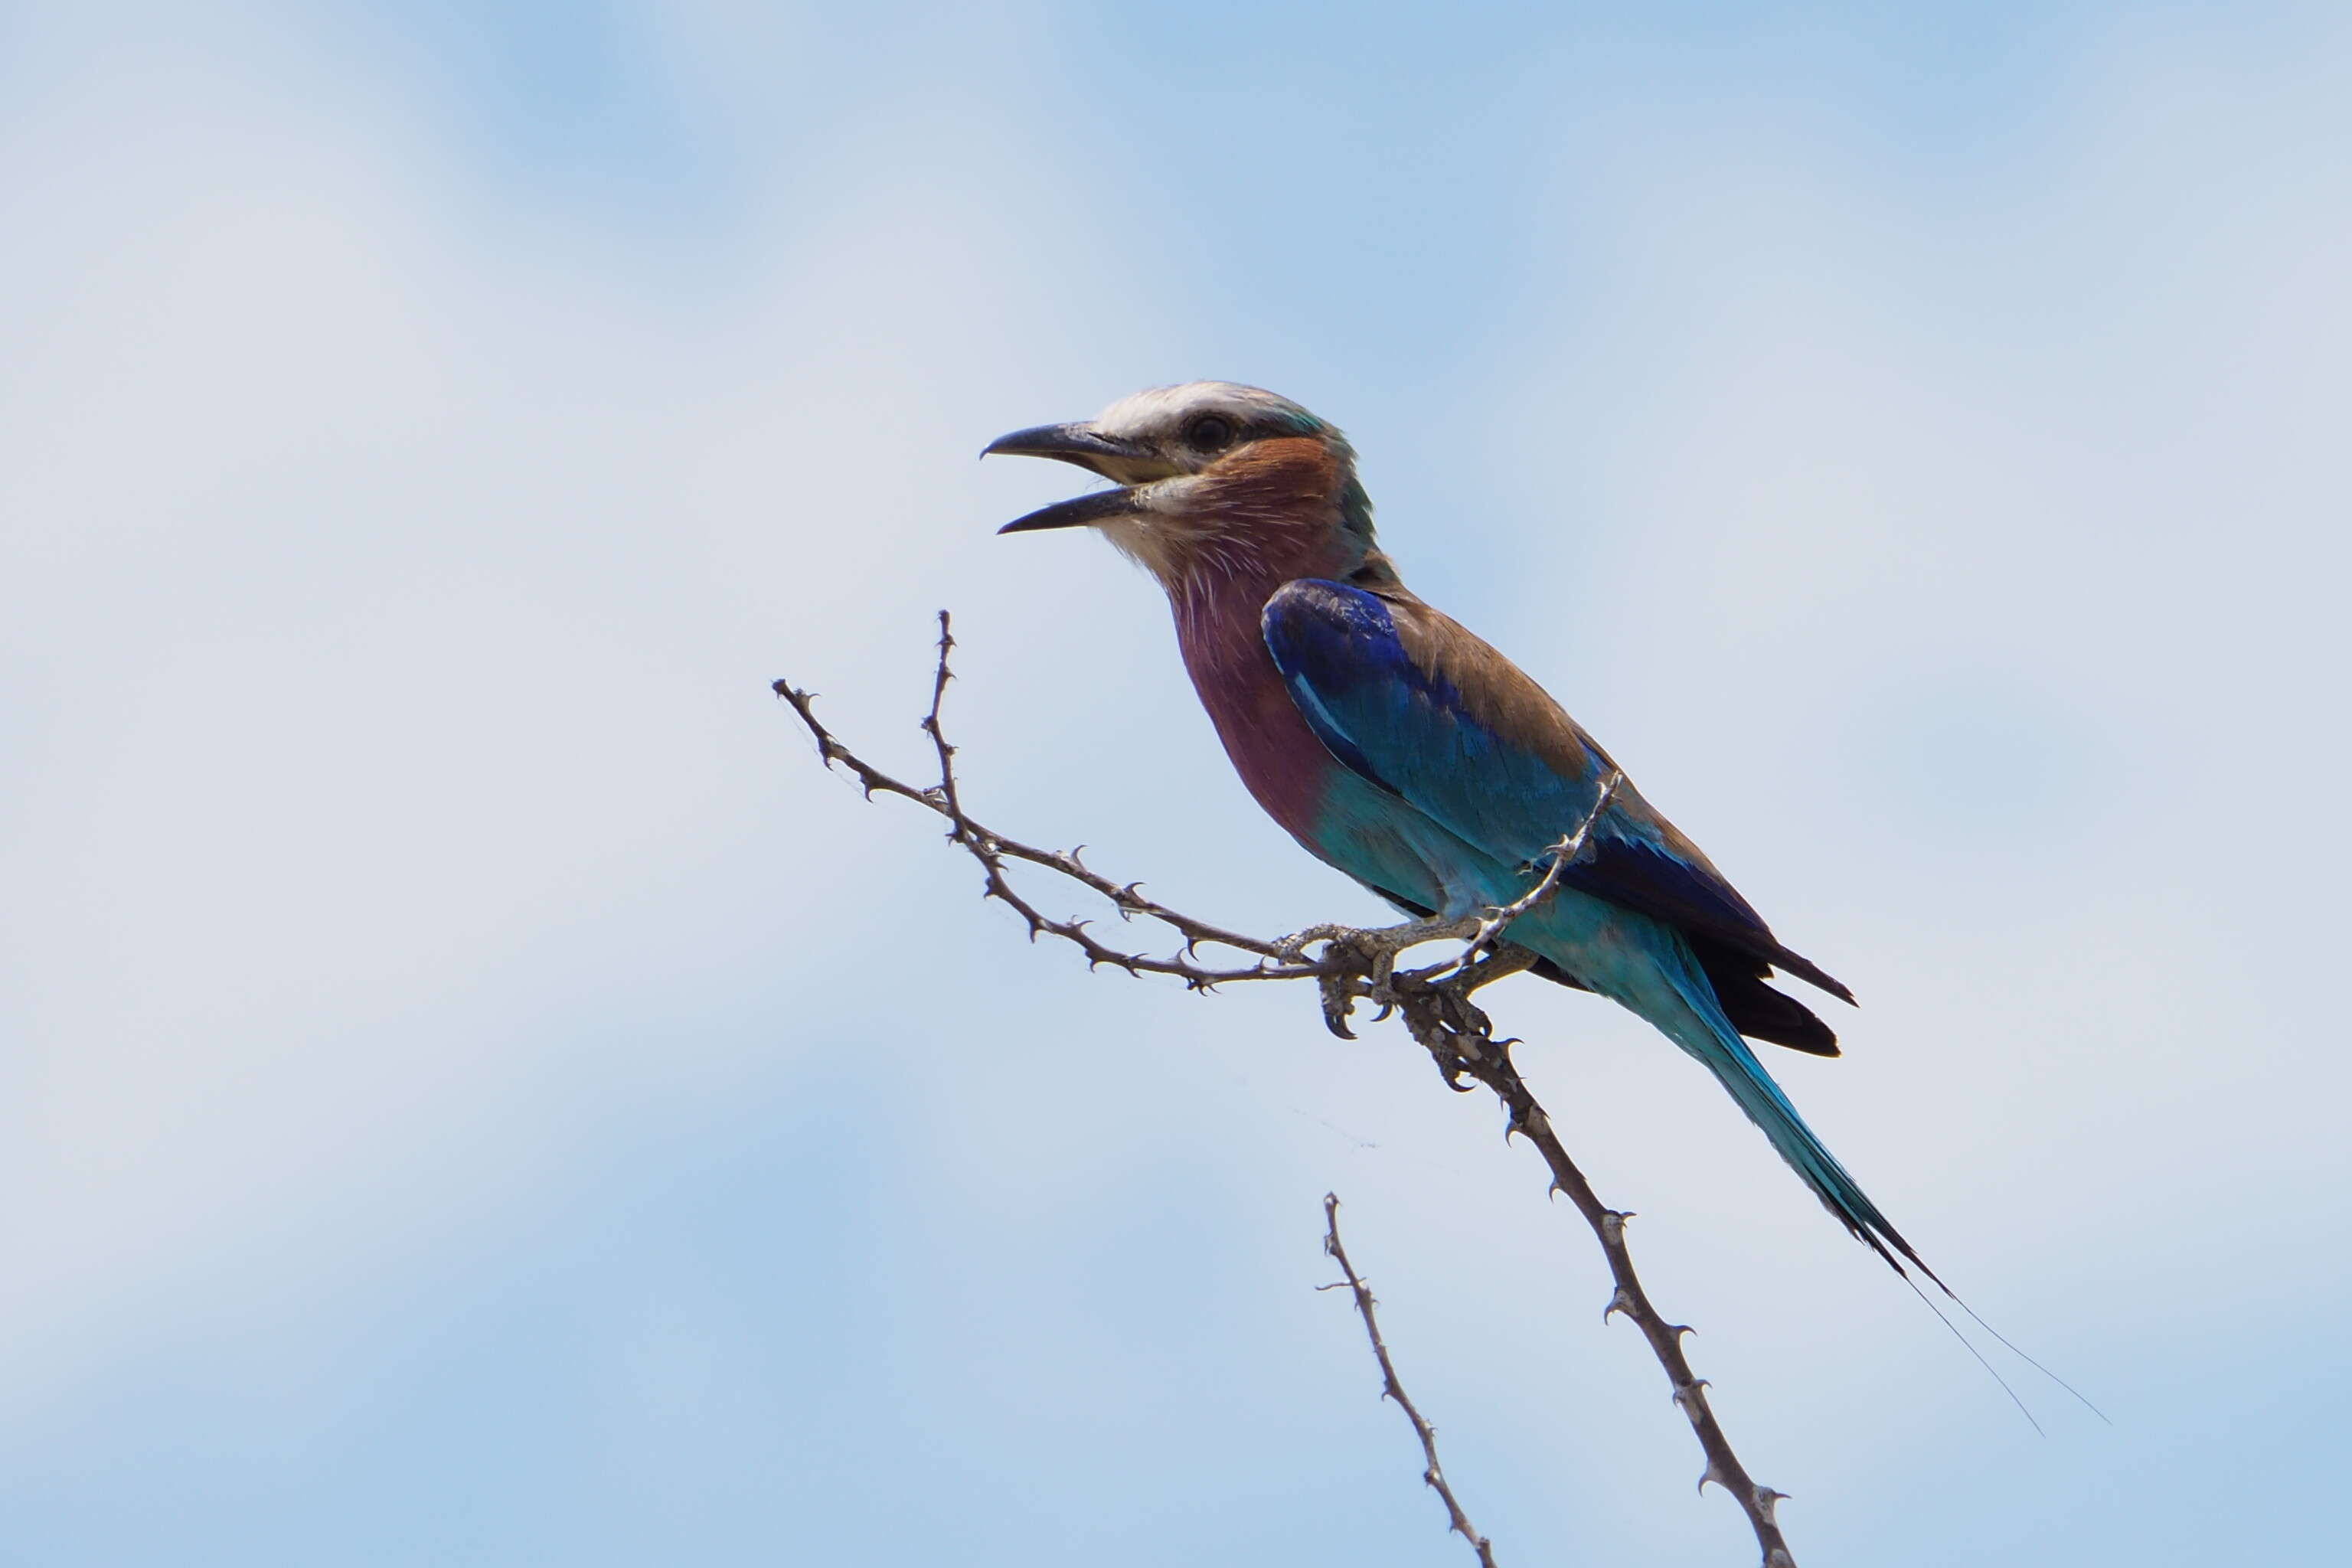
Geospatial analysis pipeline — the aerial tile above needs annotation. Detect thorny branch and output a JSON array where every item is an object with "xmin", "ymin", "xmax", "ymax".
[
  {"xmin": 1321, "ymin": 1194, "xmax": 1498, "ymax": 1568},
  {"xmin": 774, "ymin": 611, "xmax": 1798, "ymax": 1568},
  {"xmin": 779, "ymin": 617, "xmax": 1306, "ymax": 987}
]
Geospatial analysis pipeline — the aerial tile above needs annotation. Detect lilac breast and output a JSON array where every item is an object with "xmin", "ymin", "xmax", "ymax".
[{"xmin": 1170, "ymin": 577, "xmax": 1338, "ymax": 848}]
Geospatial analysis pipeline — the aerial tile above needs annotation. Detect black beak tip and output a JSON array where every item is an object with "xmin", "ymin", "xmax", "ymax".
[{"xmin": 982, "ymin": 423, "xmax": 1083, "ymax": 463}]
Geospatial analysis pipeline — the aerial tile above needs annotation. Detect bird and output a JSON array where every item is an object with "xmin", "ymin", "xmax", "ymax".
[{"xmin": 985, "ymin": 381, "xmax": 1931, "ymax": 1281}]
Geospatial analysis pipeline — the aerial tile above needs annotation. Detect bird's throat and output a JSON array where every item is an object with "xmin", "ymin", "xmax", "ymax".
[{"xmin": 1148, "ymin": 435, "xmax": 1381, "ymax": 841}]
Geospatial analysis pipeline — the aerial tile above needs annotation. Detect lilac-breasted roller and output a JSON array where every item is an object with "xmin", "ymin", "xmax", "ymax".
[{"xmin": 986, "ymin": 381, "xmax": 1930, "ymax": 1279}]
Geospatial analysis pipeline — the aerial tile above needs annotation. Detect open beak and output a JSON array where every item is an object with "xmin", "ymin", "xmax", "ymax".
[{"xmin": 982, "ymin": 420, "xmax": 1161, "ymax": 535}]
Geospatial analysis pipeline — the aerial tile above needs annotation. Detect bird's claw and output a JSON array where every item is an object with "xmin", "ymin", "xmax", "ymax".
[{"xmin": 1317, "ymin": 969, "xmax": 1359, "ymax": 1039}]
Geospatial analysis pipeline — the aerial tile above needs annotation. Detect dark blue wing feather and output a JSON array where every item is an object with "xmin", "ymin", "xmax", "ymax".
[{"xmin": 1262, "ymin": 578, "xmax": 1851, "ymax": 1002}]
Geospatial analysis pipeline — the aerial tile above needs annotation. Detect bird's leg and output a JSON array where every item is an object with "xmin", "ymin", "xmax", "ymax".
[
  {"xmin": 1274, "ymin": 914, "xmax": 1476, "ymax": 1040},
  {"xmin": 1276, "ymin": 914, "xmax": 1478, "ymax": 1004},
  {"xmin": 1359, "ymin": 916, "xmax": 1476, "ymax": 999},
  {"xmin": 1449, "ymin": 943, "xmax": 1540, "ymax": 995}
]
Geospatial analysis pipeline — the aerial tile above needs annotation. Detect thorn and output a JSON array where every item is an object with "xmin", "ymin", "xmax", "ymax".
[
  {"xmin": 1602, "ymin": 1287, "xmax": 1636, "ymax": 1324},
  {"xmin": 1671, "ymin": 1380, "xmax": 1713, "ymax": 1425},
  {"xmin": 1697, "ymin": 1461, "xmax": 1730, "ymax": 1498},
  {"xmin": 1600, "ymin": 1210, "xmax": 1632, "ymax": 1246}
]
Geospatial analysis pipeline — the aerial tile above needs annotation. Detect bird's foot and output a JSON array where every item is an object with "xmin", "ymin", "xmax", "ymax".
[
  {"xmin": 1314, "ymin": 968, "xmax": 1362, "ymax": 1040},
  {"xmin": 1393, "ymin": 982, "xmax": 1511, "ymax": 1093},
  {"xmin": 1276, "ymin": 914, "xmax": 1513, "ymax": 1045},
  {"xmin": 1278, "ymin": 914, "xmax": 1476, "ymax": 993}
]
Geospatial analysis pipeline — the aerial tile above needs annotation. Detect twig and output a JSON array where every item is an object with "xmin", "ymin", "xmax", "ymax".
[
  {"xmin": 774, "ymin": 612, "xmax": 1802, "ymax": 1567},
  {"xmin": 1320, "ymin": 1193, "xmax": 1499, "ymax": 1568},
  {"xmin": 773, "ymin": 614, "xmax": 1307, "ymax": 986},
  {"xmin": 1390, "ymin": 989, "xmax": 1798, "ymax": 1567}
]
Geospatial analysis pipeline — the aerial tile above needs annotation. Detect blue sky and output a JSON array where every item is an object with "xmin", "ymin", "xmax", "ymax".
[{"xmin": 1, "ymin": 2, "xmax": 2347, "ymax": 1563}]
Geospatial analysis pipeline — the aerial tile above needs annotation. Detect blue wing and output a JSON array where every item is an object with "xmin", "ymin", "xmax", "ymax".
[{"xmin": 1261, "ymin": 577, "xmax": 1851, "ymax": 1008}]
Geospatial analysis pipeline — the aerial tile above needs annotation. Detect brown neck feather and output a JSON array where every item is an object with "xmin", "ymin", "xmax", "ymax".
[{"xmin": 1152, "ymin": 437, "xmax": 1364, "ymax": 596}]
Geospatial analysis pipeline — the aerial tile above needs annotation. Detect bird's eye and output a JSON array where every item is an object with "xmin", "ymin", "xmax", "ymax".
[{"xmin": 1184, "ymin": 414, "xmax": 1238, "ymax": 452}]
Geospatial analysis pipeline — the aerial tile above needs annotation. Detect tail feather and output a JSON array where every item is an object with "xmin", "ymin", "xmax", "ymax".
[
  {"xmin": 1647, "ymin": 951, "xmax": 1944, "ymax": 1289},
  {"xmin": 1506, "ymin": 916, "xmax": 2111, "ymax": 1427},
  {"xmin": 1498, "ymin": 891, "xmax": 1938, "ymax": 1281}
]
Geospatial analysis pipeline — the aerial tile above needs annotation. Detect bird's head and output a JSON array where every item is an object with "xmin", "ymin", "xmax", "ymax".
[{"xmin": 985, "ymin": 381, "xmax": 1380, "ymax": 587}]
